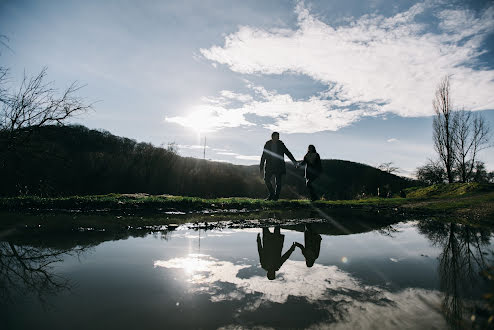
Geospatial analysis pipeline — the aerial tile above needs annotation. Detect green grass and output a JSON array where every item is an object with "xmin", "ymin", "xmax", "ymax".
[
  {"xmin": 0, "ymin": 193, "xmax": 405, "ymax": 212},
  {"xmin": 404, "ymin": 182, "xmax": 494, "ymax": 199},
  {"xmin": 0, "ymin": 183, "xmax": 493, "ymax": 221}
]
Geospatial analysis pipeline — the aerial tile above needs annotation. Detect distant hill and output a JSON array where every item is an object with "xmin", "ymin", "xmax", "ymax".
[{"xmin": 0, "ymin": 125, "xmax": 417, "ymax": 198}]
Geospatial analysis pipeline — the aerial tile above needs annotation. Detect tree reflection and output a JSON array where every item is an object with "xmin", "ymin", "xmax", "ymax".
[
  {"xmin": 418, "ymin": 220, "xmax": 492, "ymax": 328},
  {"xmin": 0, "ymin": 241, "xmax": 86, "ymax": 304}
]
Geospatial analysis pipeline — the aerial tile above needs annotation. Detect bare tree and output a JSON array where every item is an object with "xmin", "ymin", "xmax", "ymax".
[
  {"xmin": 433, "ymin": 75, "xmax": 456, "ymax": 183},
  {"xmin": 0, "ymin": 67, "xmax": 92, "ymax": 151},
  {"xmin": 377, "ymin": 162, "xmax": 399, "ymax": 174},
  {"xmin": 452, "ymin": 110, "xmax": 491, "ymax": 183}
]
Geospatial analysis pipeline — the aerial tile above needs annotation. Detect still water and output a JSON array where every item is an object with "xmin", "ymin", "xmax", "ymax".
[{"xmin": 1, "ymin": 215, "xmax": 493, "ymax": 329}]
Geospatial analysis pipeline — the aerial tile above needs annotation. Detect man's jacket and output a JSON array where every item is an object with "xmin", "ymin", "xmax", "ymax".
[{"xmin": 260, "ymin": 140, "xmax": 296, "ymax": 174}]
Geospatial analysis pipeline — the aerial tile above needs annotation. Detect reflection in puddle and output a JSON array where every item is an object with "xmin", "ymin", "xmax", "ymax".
[
  {"xmin": 419, "ymin": 220, "xmax": 493, "ymax": 328},
  {"xmin": 154, "ymin": 253, "xmax": 446, "ymax": 328},
  {"xmin": 0, "ymin": 241, "xmax": 86, "ymax": 304},
  {"xmin": 1, "ymin": 217, "xmax": 494, "ymax": 329}
]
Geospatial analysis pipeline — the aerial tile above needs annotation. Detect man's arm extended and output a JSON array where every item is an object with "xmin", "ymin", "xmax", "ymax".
[{"xmin": 282, "ymin": 142, "xmax": 297, "ymax": 164}]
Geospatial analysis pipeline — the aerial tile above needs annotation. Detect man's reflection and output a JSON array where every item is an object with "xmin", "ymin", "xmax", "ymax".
[
  {"xmin": 257, "ymin": 226, "xmax": 296, "ymax": 280},
  {"xmin": 295, "ymin": 224, "xmax": 322, "ymax": 267}
]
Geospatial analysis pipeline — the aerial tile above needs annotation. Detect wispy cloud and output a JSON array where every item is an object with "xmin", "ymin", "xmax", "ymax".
[
  {"xmin": 216, "ymin": 151, "xmax": 261, "ymax": 161},
  {"xmin": 235, "ymin": 155, "xmax": 260, "ymax": 161},
  {"xmin": 177, "ymin": 144, "xmax": 210, "ymax": 150},
  {"xmin": 165, "ymin": 1, "xmax": 494, "ymax": 134},
  {"xmin": 166, "ymin": 83, "xmax": 376, "ymax": 133},
  {"xmin": 387, "ymin": 138, "xmax": 399, "ymax": 143},
  {"xmin": 166, "ymin": 105, "xmax": 253, "ymax": 133},
  {"xmin": 217, "ymin": 152, "xmax": 239, "ymax": 156}
]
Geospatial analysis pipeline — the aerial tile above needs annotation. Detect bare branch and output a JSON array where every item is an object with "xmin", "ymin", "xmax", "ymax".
[
  {"xmin": 378, "ymin": 162, "xmax": 399, "ymax": 174},
  {"xmin": 0, "ymin": 67, "xmax": 92, "ymax": 150}
]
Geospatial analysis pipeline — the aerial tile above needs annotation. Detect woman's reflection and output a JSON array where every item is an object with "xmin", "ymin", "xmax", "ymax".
[
  {"xmin": 295, "ymin": 224, "xmax": 322, "ymax": 267},
  {"xmin": 257, "ymin": 226, "xmax": 296, "ymax": 280}
]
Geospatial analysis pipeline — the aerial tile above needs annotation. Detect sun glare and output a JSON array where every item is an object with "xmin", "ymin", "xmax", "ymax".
[{"xmin": 175, "ymin": 254, "xmax": 212, "ymax": 275}]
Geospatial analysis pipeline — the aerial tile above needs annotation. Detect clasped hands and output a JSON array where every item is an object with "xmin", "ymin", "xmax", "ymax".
[{"xmin": 293, "ymin": 160, "xmax": 302, "ymax": 169}]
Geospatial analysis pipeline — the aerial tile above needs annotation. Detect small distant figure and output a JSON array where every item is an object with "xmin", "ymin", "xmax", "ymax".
[
  {"xmin": 299, "ymin": 145, "xmax": 322, "ymax": 201},
  {"xmin": 295, "ymin": 224, "xmax": 322, "ymax": 267},
  {"xmin": 260, "ymin": 132, "xmax": 297, "ymax": 201},
  {"xmin": 257, "ymin": 227, "xmax": 296, "ymax": 280}
]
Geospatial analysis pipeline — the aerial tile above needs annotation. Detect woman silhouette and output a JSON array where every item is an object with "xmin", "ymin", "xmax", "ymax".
[
  {"xmin": 295, "ymin": 224, "xmax": 322, "ymax": 267},
  {"xmin": 299, "ymin": 145, "xmax": 322, "ymax": 201}
]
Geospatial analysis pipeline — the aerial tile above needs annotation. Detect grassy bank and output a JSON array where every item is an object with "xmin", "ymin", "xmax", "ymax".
[{"xmin": 1, "ymin": 183, "xmax": 493, "ymax": 221}]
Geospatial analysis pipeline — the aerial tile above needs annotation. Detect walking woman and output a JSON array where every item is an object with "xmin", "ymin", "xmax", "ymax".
[{"xmin": 299, "ymin": 145, "xmax": 322, "ymax": 201}]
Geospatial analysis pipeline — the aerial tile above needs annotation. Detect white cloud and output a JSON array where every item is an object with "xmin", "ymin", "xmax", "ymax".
[
  {"xmin": 177, "ymin": 144, "xmax": 210, "ymax": 150},
  {"xmin": 387, "ymin": 138, "xmax": 399, "ymax": 143},
  {"xmin": 165, "ymin": 104, "xmax": 253, "ymax": 133},
  {"xmin": 215, "ymin": 151, "xmax": 262, "ymax": 161},
  {"xmin": 176, "ymin": 1, "xmax": 494, "ymax": 134},
  {"xmin": 208, "ymin": 159, "xmax": 230, "ymax": 163},
  {"xmin": 235, "ymin": 155, "xmax": 261, "ymax": 161},
  {"xmin": 166, "ymin": 84, "xmax": 375, "ymax": 133},
  {"xmin": 437, "ymin": 6, "xmax": 494, "ymax": 42},
  {"xmin": 217, "ymin": 152, "xmax": 239, "ymax": 156},
  {"xmin": 220, "ymin": 90, "xmax": 254, "ymax": 103}
]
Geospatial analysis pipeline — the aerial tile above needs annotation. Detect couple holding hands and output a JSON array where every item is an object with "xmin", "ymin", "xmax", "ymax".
[{"xmin": 260, "ymin": 132, "xmax": 322, "ymax": 201}]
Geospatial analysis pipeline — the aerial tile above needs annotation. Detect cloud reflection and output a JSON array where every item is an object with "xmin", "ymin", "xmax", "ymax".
[{"xmin": 154, "ymin": 254, "xmax": 446, "ymax": 327}]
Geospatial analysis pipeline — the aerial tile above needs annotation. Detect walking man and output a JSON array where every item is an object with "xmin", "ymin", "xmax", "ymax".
[{"xmin": 259, "ymin": 132, "xmax": 297, "ymax": 201}]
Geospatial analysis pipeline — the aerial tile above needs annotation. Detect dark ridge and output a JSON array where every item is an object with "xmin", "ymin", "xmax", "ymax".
[{"xmin": 0, "ymin": 125, "xmax": 417, "ymax": 198}]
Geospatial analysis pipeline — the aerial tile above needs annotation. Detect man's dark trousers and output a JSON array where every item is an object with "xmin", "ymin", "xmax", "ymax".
[{"xmin": 264, "ymin": 171, "xmax": 283, "ymax": 200}]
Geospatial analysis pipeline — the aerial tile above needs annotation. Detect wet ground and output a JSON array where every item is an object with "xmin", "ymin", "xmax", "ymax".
[{"xmin": 1, "ymin": 210, "xmax": 493, "ymax": 329}]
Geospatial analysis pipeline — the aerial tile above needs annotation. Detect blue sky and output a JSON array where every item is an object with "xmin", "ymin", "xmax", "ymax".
[{"xmin": 1, "ymin": 0, "xmax": 494, "ymax": 176}]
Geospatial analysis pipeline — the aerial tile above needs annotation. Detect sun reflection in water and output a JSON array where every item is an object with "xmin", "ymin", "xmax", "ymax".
[{"xmin": 154, "ymin": 253, "xmax": 212, "ymax": 276}]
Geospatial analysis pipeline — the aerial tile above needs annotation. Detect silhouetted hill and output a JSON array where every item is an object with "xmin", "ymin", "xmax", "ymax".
[{"xmin": 0, "ymin": 125, "xmax": 417, "ymax": 198}]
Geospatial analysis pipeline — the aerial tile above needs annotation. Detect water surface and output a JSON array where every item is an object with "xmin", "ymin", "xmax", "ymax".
[{"xmin": 1, "ymin": 214, "xmax": 493, "ymax": 329}]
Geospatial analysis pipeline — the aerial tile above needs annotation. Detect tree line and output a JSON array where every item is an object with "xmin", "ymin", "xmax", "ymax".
[{"xmin": 0, "ymin": 125, "xmax": 415, "ymax": 198}]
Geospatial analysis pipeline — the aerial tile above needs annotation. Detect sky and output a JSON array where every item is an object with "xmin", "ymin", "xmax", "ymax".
[{"xmin": 1, "ymin": 0, "xmax": 494, "ymax": 177}]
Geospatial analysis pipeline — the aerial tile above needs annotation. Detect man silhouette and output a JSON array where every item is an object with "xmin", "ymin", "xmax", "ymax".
[
  {"xmin": 257, "ymin": 227, "xmax": 296, "ymax": 280},
  {"xmin": 259, "ymin": 132, "xmax": 297, "ymax": 201}
]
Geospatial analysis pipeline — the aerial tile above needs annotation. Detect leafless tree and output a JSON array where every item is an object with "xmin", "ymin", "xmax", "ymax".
[
  {"xmin": 377, "ymin": 162, "xmax": 399, "ymax": 174},
  {"xmin": 0, "ymin": 67, "xmax": 92, "ymax": 151},
  {"xmin": 452, "ymin": 110, "xmax": 491, "ymax": 183},
  {"xmin": 433, "ymin": 75, "xmax": 456, "ymax": 183}
]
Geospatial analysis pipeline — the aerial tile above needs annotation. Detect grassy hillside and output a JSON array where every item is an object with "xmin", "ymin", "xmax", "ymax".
[
  {"xmin": 404, "ymin": 182, "xmax": 494, "ymax": 198},
  {"xmin": 0, "ymin": 125, "xmax": 416, "ymax": 198}
]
